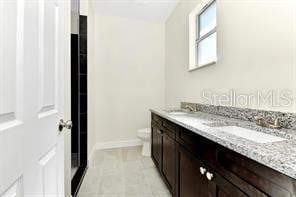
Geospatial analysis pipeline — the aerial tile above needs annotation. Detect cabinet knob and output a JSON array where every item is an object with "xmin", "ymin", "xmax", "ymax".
[
  {"xmin": 199, "ymin": 167, "xmax": 206, "ymax": 175},
  {"xmin": 206, "ymin": 172, "xmax": 214, "ymax": 181}
]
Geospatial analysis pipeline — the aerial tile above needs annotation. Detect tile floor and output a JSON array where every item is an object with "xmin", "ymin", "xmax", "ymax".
[{"xmin": 77, "ymin": 146, "xmax": 172, "ymax": 197}]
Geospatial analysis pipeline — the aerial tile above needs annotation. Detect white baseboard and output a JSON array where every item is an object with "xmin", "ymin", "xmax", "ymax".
[
  {"xmin": 96, "ymin": 139, "xmax": 142, "ymax": 150},
  {"xmin": 88, "ymin": 139, "xmax": 142, "ymax": 162},
  {"xmin": 88, "ymin": 145, "xmax": 97, "ymax": 163}
]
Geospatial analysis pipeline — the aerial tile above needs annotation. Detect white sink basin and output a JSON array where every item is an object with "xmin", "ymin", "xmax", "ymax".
[
  {"xmin": 216, "ymin": 126, "xmax": 286, "ymax": 143},
  {"xmin": 168, "ymin": 112, "xmax": 188, "ymax": 116}
]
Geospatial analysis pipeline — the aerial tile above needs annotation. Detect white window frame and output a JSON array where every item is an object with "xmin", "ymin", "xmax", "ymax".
[{"xmin": 189, "ymin": 0, "xmax": 217, "ymax": 71}]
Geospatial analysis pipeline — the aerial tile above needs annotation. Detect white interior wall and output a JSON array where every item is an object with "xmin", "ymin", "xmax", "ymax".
[
  {"xmin": 87, "ymin": 2, "xmax": 97, "ymax": 158},
  {"xmin": 165, "ymin": 0, "xmax": 296, "ymax": 112},
  {"xmin": 92, "ymin": 14, "xmax": 166, "ymax": 144},
  {"xmin": 80, "ymin": 0, "xmax": 88, "ymax": 16},
  {"xmin": 88, "ymin": 0, "xmax": 296, "ymax": 148}
]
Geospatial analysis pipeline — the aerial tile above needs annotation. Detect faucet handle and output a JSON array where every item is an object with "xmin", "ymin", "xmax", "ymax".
[
  {"xmin": 272, "ymin": 117, "xmax": 281, "ymax": 128},
  {"xmin": 185, "ymin": 105, "xmax": 196, "ymax": 112},
  {"xmin": 254, "ymin": 115, "xmax": 267, "ymax": 127},
  {"xmin": 268, "ymin": 117, "xmax": 282, "ymax": 129},
  {"xmin": 254, "ymin": 115, "xmax": 263, "ymax": 121},
  {"xmin": 254, "ymin": 115, "xmax": 282, "ymax": 129}
]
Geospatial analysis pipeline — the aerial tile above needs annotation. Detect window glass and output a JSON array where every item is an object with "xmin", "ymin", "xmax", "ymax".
[
  {"xmin": 199, "ymin": 1, "xmax": 216, "ymax": 37},
  {"xmin": 197, "ymin": 32, "xmax": 217, "ymax": 66}
]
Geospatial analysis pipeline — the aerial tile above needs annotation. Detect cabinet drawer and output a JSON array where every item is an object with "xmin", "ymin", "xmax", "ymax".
[
  {"xmin": 176, "ymin": 128, "xmax": 216, "ymax": 165},
  {"xmin": 163, "ymin": 120, "xmax": 177, "ymax": 139},
  {"xmin": 163, "ymin": 119, "xmax": 178, "ymax": 132},
  {"xmin": 217, "ymin": 149, "xmax": 295, "ymax": 197},
  {"xmin": 176, "ymin": 128, "xmax": 196, "ymax": 147},
  {"xmin": 152, "ymin": 113, "xmax": 163, "ymax": 126},
  {"xmin": 152, "ymin": 113, "xmax": 177, "ymax": 139}
]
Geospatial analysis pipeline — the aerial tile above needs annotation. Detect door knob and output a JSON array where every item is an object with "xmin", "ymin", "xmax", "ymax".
[{"xmin": 59, "ymin": 119, "xmax": 73, "ymax": 132}]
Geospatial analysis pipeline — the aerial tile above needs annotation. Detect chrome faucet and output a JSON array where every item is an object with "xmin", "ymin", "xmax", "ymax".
[
  {"xmin": 254, "ymin": 116, "xmax": 282, "ymax": 129},
  {"xmin": 184, "ymin": 105, "xmax": 197, "ymax": 112}
]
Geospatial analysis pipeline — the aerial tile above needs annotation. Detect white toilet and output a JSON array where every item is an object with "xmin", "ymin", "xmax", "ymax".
[{"xmin": 137, "ymin": 128, "xmax": 151, "ymax": 157}]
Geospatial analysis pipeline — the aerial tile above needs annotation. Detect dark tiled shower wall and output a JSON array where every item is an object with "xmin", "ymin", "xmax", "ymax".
[
  {"xmin": 70, "ymin": 15, "xmax": 88, "ymax": 170},
  {"xmin": 71, "ymin": 34, "xmax": 79, "ymax": 156},
  {"xmin": 79, "ymin": 15, "xmax": 87, "ymax": 166}
]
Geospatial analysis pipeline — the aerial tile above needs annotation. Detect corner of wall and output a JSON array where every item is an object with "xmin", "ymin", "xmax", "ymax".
[{"xmin": 87, "ymin": 1, "xmax": 97, "ymax": 159}]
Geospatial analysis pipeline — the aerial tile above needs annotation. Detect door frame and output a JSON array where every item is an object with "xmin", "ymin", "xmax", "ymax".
[{"xmin": 63, "ymin": 0, "xmax": 71, "ymax": 196}]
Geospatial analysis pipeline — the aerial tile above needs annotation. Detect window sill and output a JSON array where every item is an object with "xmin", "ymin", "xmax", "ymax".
[{"xmin": 189, "ymin": 61, "xmax": 216, "ymax": 72}]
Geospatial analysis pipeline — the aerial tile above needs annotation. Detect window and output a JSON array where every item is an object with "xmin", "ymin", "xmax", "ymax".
[{"xmin": 189, "ymin": 0, "xmax": 217, "ymax": 71}]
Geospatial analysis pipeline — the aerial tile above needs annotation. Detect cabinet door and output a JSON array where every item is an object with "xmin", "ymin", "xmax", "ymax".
[
  {"xmin": 176, "ymin": 145, "xmax": 209, "ymax": 197},
  {"xmin": 177, "ymin": 144, "xmax": 247, "ymax": 197},
  {"xmin": 162, "ymin": 132, "xmax": 176, "ymax": 192},
  {"xmin": 151, "ymin": 124, "xmax": 162, "ymax": 168},
  {"xmin": 208, "ymin": 173, "xmax": 248, "ymax": 197}
]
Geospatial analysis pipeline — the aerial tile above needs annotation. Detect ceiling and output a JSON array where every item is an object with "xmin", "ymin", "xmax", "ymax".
[{"xmin": 90, "ymin": 0, "xmax": 180, "ymax": 23}]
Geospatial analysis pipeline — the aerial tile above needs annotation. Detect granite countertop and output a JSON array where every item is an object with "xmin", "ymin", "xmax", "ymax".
[{"xmin": 150, "ymin": 109, "xmax": 296, "ymax": 180}]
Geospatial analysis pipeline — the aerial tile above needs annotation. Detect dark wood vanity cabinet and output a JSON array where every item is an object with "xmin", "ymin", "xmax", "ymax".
[
  {"xmin": 162, "ymin": 132, "xmax": 176, "ymax": 190},
  {"xmin": 151, "ymin": 123, "xmax": 162, "ymax": 168},
  {"xmin": 151, "ymin": 113, "xmax": 296, "ymax": 197},
  {"xmin": 176, "ymin": 144, "xmax": 246, "ymax": 197},
  {"xmin": 176, "ymin": 144, "xmax": 210, "ymax": 197},
  {"xmin": 151, "ymin": 116, "xmax": 176, "ymax": 193}
]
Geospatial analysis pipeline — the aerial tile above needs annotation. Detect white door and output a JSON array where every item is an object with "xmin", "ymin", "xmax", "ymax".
[{"xmin": 0, "ymin": 0, "xmax": 70, "ymax": 197}]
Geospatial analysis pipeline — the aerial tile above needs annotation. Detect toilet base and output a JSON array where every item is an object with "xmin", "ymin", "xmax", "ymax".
[{"xmin": 142, "ymin": 141, "xmax": 151, "ymax": 157}]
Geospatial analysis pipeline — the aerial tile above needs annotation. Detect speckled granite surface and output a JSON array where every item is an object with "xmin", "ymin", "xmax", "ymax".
[
  {"xmin": 150, "ymin": 108, "xmax": 296, "ymax": 180},
  {"xmin": 181, "ymin": 102, "xmax": 296, "ymax": 130}
]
